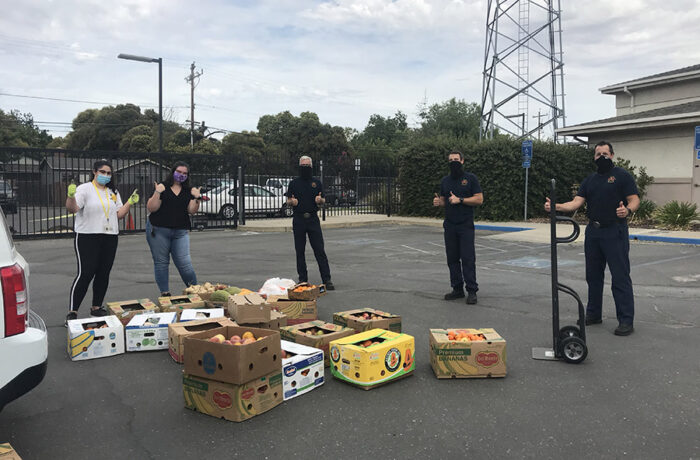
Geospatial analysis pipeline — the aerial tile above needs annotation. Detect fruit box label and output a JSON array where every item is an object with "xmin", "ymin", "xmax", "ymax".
[{"xmin": 429, "ymin": 328, "xmax": 507, "ymax": 379}]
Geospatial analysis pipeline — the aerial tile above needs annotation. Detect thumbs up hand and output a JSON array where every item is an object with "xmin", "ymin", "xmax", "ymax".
[
  {"xmin": 289, "ymin": 194, "xmax": 298, "ymax": 207},
  {"xmin": 191, "ymin": 187, "xmax": 202, "ymax": 199},
  {"xmin": 448, "ymin": 191, "xmax": 461, "ymax": 205},
  {"xmin": 544, "ymin": 197, "xmax": 552, "ymax": 212},
  {"xmin": 154, "ymin": 182, "xmax": 165, "ymax": 194},
  {"xmin": 315, "ymin": 192, "xmax": 323, "ymax": 204},
  {"xmin": 127, "ymin": 189, "xmax": 140, "ymax": 205},
  {"xmin": 432, "ymin": 193, "xmax": 441, "ymax": 207},
  {"xmin": 616, "ymin": 201, "xmax": 629, "ymax": 218},
  {"xmin": 67, "ymin": 183, "xmax": 77, "ymax": 198}
]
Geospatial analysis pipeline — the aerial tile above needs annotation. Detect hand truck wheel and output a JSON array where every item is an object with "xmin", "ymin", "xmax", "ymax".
[
  {"xmin": 559, "ymin": 336, "xmax": 587, "ymax": 364},
  {"xmin": 559, "ymin": 325, "xmax": 581, "ymax": 341}
]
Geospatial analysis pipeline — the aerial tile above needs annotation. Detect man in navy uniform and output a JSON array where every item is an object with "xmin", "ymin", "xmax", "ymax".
[
  {"xmin": 433, "ymin": 151, "xmax": 484, "ymax": 304},
  {"xmin": 285, "ymin": 155, "xmax": 334, "ymax": 290},
  {"xmin": 545, "ymin": 141, "xmax": 639, "ymax": 336}
]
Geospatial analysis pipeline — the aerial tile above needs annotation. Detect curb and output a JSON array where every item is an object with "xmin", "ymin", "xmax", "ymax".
[{"xmin": 629, "ymin": 234, "xmax": 700, "ymax": 245}]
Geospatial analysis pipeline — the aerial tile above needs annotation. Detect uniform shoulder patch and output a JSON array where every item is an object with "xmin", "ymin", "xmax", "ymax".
[
  {"xmin": 311, "ymin": 182, "xmax": 317, "ymax": 188},
  {"xmin": 607, "ymin": 176, "xmax": 616, "ymax": 183},
  {"xmin": 461, "ymin": 179, "xmax": 468, "ymax": 186}
]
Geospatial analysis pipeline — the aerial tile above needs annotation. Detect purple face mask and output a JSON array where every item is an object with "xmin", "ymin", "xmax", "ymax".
[{"xmin": 173, "ymin": 171, "xmax": 188, "ymax": 183}]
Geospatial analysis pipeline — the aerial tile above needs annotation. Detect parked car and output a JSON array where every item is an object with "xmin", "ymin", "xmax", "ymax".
[
  {"xmin": 264, "ymin": 177, "xmax": 293, "ymax": 196},
  {"xmin": 200, "ymin": 184, "xmax": 293, "ymax": 218},
  {"xmin": 0, "ymin": 209, "xmax": 48, "ymax": 412},
  {"xmin": 325, "ymin": 185, "xmax": 357, "ymax": 206},
  {"xmin": 199, "ymin": 178, "xmax": 235, "ymax": 194},
  {"xmin": 0, "ymin": 180, "xmax": 18, "ymax": 215}
]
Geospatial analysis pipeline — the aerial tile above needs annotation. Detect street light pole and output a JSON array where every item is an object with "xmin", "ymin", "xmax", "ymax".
[{"xmin": 117, "ymin": 53, "xmax": 163, "ymax": 153}]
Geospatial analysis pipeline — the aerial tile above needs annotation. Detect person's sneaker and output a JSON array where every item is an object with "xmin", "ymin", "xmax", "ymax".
[
  {"xmin": 466, "ymin": 291, "xmax": 478, "ymax": 305},
  {"xmin": 614, "ymin": 324, "xmax": 634, "ymax": 336},
  {"xmin": 585, "ymin": 316, "xmax": 603, "ymax": 326},
  {"xmin": 160, "ymin": 291, "xmax": 171, "ymax": 297},
  {"xmin": 65, "ymin": 311, "xmax": 78, "ymax": 326},
  {"xmin": 324, "ymin": 281, "xmax": 335, "ymax": 291},
  {"xmin": 444, "ymin": 289, "xmax": 465, "ymax": 300},
  {"xmin": 90, "ymin": 306, "xmax": 109, "ymax": 317}
]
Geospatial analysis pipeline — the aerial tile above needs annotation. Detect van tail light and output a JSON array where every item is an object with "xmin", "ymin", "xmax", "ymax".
[{"xmin": 2, "ymin": 263, "xmax": 27, "ymax": 337}]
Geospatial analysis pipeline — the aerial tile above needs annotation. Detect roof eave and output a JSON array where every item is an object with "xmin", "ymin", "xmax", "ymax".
[
  {"xmin": 556, "ymin": 112, "xmax": 700, "ymax": 136},
  {"xmin": 599, "ymin": 70, "xmax": 700, "ymax": 94}
]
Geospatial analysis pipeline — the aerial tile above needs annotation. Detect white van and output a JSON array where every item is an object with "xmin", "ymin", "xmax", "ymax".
[{"xmin": 0, "ymin": 209, "xmax": 48, "ymax": 411}]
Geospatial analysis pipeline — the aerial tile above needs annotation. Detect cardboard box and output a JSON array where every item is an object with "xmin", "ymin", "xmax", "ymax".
[
  {"xmin": 0, "ymin": 443, "xmax": 22, "ymax": 460},
  {"xmin": 227, "ymin": 293, "xmax": 271, "ymax": 323},
  {"xmin": 281, "ymin": 340, "xmax": 324, "ymax": 401},
  {"xmin": 184, "ymin": 326, "xmax": 282, "ymax": 384},
  {"xmin": 168, "ymin": 318, "xmax": 236, "ymax": 363},
  {"xmin": 205, "ymin": 299, "xmax": 229, "ymax": 310},
  {"xmin": 180, "ymin": 308, "xmax": 225, "ymax": 322},
  {"xmin": 287, "ymin": 282, "xmax": 326, "ymax": 300},
  {"xmin": 125, "ymin": 312, "xmax": 177, "ymax": 352},
  {"xmin": 106, "ymin": 299, "xmax": 158, "ymax": 326},
  {"xmin": 182, "ymin": 282, "xmax": 230, "ymax": 301},
  {"xmin": 329, "ymin": 329, "xmax": 415, "ymax": 390},
  {"xmin": 67, "ymin": 315, "xmax": 125, "ymax": 361},
  {"xmin": 429, "ymin": 328, "xmax": 507, "ymax": 379},
  {"xmin": 333, "ymin": 308, "xmax": 402, "ymax": 333},
  {"xmin": 237, "ymin": 310, "xmax": 287, "ymax": 330},
  {"xmin": 280, "ymin": 321, "xmax": 355, "ymax": 367},
  {"xmin": 183, "ymin": 370, "xmax": 283, "ymax": 422},
  {"xmin": 268, "ymin": 299, "xmax": 317, "ymax": 325},
  {"xmin": 158, "ymin": 294, "xmax": 206, "ymax": 316}
]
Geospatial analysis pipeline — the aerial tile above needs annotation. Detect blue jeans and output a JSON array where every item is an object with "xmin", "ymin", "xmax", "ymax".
[{"xmin": 146, "ymin": 220, "xmax": 197, "ymax": 293}]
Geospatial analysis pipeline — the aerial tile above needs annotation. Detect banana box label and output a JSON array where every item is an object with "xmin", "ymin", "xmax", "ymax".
[
  {"xmin": 329, "ymin": 329, "xmax": 415, "ymax": 390},
  {"xmin": 280, "ymin": 321, "xmax": 355, "ymax": 367},
  {"xmin": 125, "ymin": 312, "xmax": 177, "ymax": 352},
  {"xmin": 429, "ymin": 328, "xmax": 507, "ymax": 379},
  {"xmin": 268, "ymin": 299, "xmax": 317, "ymax": 325},
  {"xmin": 67, "ymin": 315, "xmax": 124, "ymax": 361},
  {"xmin": 183, "ymin": 371, "xmax": 283, "ymax": 422},
  {"xmin": 333, "ymin": 308, "xmax": 402, "ymax": 333}
]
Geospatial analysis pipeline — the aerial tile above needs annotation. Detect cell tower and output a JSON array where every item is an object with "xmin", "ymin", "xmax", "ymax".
[{"xmin": 479, "ymin": 0, "xmax": 566, "ymax": 141}]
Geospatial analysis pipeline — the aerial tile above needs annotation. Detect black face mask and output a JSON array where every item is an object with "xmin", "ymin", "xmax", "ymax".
[
  {"xmin": 595, "ymin": 156, "xmax": 614, "ymax": 174},
  {"xmin": 449, "ymin": 161, "xmax": 463, "ymax": 178},
  {"xmin": 299, "ymin": 165, "xmax": 312, "ymax": 180}
]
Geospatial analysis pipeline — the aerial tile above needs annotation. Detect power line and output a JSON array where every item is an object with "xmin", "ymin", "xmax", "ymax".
[{"xmin": 0, "ymin": 91, "xmax": 188, "ymax": 109}]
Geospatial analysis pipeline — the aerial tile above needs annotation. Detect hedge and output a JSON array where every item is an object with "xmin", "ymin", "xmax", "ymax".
[{"xmin": 397, "ymin": 137, "xmax": 595, "ymax": 221}]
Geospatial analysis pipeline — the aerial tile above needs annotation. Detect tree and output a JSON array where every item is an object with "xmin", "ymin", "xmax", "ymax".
[
  {"xmin": 221, "ymin": 131, "xmax": 266, "ymax": 170},
  {"xmin": 418, "ymin": 98, "xmax": 481, "ymax": 140},
  {"xmin": 119, "ymin": 125, "xmax": 153, "ymax": 151},
  {"xmin": 65, "ymin": 104, "xmax": 149, "ymax": 151},
  {"xmin": 0, "ymin": 109, "xmax": 53, "ymax": 148}
]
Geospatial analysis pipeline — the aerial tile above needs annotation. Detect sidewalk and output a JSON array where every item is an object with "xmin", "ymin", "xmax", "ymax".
[{"xmin": 237, "ymin": 214, "xmax": 700, "ymax": 245}]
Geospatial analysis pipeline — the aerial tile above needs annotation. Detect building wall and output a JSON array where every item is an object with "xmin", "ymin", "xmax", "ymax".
[
  {"xmin": 614, "ymin": 79, "xmax": 700, "ymax": 116},
  {"xmin": 588, "ymin": 124, "xmax": 697, "ymax": 206}
]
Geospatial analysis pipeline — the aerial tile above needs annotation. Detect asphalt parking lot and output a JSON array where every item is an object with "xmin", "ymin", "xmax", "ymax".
[{"xmin": 2, "ymin": 224, "xmax": 699, "ymax": 459}]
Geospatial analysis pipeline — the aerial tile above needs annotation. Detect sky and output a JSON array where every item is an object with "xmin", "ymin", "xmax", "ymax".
[{"xmin": 2, "ymin": 0, "xmax": 700, "ymax": 140}]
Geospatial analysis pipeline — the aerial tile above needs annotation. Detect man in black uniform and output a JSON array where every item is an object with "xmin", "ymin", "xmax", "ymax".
[
  {"xmin": 545, "ymin": 141, "xmax": 640, "ymax": 336},
  {"xmin": 285, "ymin": 155, "xmax": 334, "ymax": 290},
  {"xmin": 433, "ymin": 151, "xmax": 483, "ymax": 304}
]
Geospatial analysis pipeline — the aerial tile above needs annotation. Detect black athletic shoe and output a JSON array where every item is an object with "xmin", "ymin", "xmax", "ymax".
[
  {"xmin": 444, "ymin": 289, "xmax": 465, "ymax": 300},
  {"xmin": 614, "ymin": 324, "xmax": 634, "ymax": 336},
  {"xmin": 585, "ymin": 316, "xmax": 603, "ymax": 326},
  {"xmin": 90, "ymin": 306, "xmax": 109, "ymax": 317},
  {"xmin": 160, "ymin": 291, "xmax": 171, "ymax": 297},
  {"xmin": 65, "ymin": 311, "xmax": 78, "ymax": 326},
  {"xmin": 466, "ymin": 292, "xmax": 478, "ymax": 305},
  {"xmin": 324, "ymin": 281, "xmax": 335, "ymax": 291}
]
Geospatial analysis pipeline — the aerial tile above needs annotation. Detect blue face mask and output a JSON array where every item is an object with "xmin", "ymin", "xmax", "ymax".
[{"xmin": 96, "ymin": 174, "xmax": 111, "ymax": 185}]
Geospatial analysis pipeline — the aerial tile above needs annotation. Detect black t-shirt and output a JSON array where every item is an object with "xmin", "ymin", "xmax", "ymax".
[
  {"xmin": 285, "ymin": 177, "xmax": 324, "ymax": 216},
  {"xmin": 440, "ymin": 172, "xmax": 483, "ymax": 224},
  {"xmin": 149, "ymin": 185, "xmax": 194, "ymax": 229},
  {"xmin": 577, "ymin": 166, "xmax": 639, "ymax": 224}
]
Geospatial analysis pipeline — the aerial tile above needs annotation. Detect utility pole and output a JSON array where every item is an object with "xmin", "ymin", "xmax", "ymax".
[
  {"xmin": 533, "ymin": 109, "xmax": 544, "ymax": 141},
  {"xmin": 184, "ymin": 62, "xmax": 203, "ymax": 149}
]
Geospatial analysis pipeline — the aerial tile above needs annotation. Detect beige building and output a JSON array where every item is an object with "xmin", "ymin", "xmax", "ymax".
[{"xmin": 557, "ymin": 64, "xmax": 700, "ymax": 206}]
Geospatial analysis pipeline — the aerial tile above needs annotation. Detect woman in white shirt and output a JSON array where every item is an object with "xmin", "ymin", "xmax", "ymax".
[{"xmin": 64, "ymin": 159, "xmax": 139, "ymax": 324}]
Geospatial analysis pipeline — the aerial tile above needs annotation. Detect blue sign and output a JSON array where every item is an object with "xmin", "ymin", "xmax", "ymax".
[
  {"xmin": 522, "ymin": 160, "xmax": 531, "ymax": 168},
  {"xmin": 522, "ymin": 140, "xmax": 533, "ymax": 159},
  {"xmin": 695, "ymin": 126, "xmax": 700, "ymax": 150},
  {"xmin": 697, "ymin": 150, "xmax": 700, "ymax": 160}
]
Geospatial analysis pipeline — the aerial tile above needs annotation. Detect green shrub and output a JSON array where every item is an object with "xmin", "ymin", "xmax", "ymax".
[
  {"xmin": 614, "ymin": 158, "xmax": 654, "ymax": 199},
  {"xmin": 632, "ymin": 199, "xmax": 656, "ymax": 223},
  {"xmin": 397, "ymin": 137, "xmax": 594, "ymax": 221},
  {"xmin": 653, "ymin": 201, "xmax": 699, "ymax": 229}
]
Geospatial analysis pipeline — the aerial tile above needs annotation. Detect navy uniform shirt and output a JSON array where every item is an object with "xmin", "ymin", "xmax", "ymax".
[
  {"xmin": 440, "ymin": 172, "xmax": 482, "ymax": 225},
  {"xmin": 577, "ymin": 166, "xmax": 638, "ymax": 225},
  {"xmin": 285, "ymin": 177, "xmax": 324, "ymax": 216}
]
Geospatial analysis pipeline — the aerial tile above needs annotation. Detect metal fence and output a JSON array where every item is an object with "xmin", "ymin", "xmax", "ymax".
[{"xmin": 0, "ymin": 147, "xmax": 400, "ymax": 239}]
